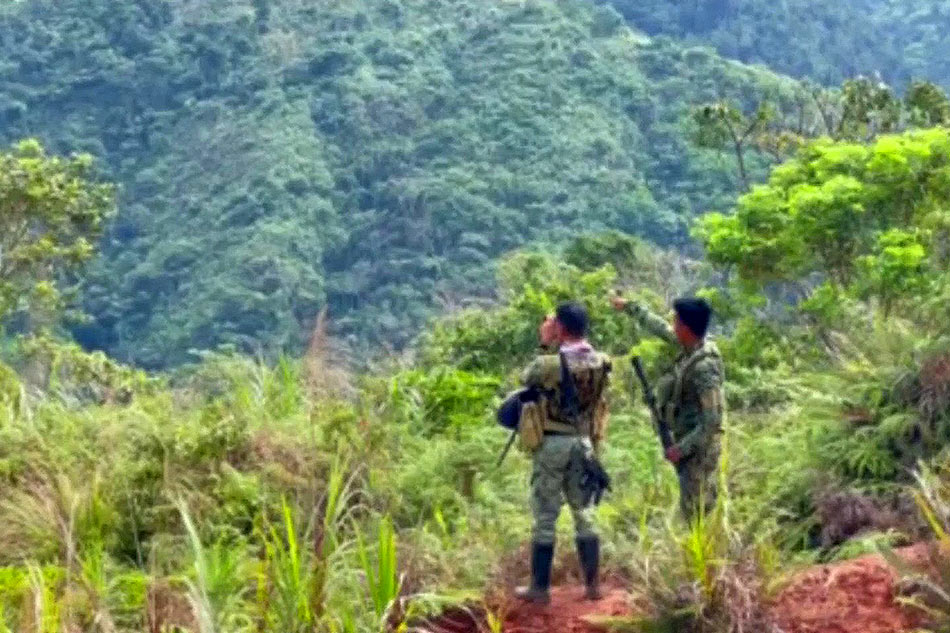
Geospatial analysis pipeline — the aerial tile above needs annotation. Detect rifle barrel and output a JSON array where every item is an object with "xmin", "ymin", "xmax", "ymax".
[{"xmin": 496, "ymin": 429, "xmax": 518, "ymax": 467}]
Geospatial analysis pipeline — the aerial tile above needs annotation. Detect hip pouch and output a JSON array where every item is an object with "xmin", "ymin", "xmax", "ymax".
[{"xmin": 518, "ymin": 401, "xmax": 545, "ymax": 453}]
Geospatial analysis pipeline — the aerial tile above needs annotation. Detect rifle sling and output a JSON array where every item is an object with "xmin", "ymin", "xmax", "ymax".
[{"xmin": 667, "ymin": 345, "xmax": 718, "ymax": 427}]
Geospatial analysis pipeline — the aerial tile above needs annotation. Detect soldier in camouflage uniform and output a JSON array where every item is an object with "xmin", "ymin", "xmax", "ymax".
[
  {"xmin": 612, "ymin": 295, "xmax": 725, "ymax": 521},
  {"xmin": 515, "ymin": 302, "xmax": 612, "ymax": 604}
]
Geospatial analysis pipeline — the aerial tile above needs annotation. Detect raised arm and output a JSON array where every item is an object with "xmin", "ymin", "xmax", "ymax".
[{"xmin": 615, "ymin": 298, "xmax": 678, "ymax": 346}]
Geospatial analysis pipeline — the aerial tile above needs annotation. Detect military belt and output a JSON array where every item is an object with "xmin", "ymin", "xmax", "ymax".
[{"xmin": 542, "ymin": 420, "xmax": 579, "ymax": 435}]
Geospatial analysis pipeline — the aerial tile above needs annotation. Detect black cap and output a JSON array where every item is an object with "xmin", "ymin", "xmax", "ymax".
[
  {"xmin": 555, "ymin": 301, "xmax": 589, "ymax": 338},
  {"xmin": 673, "ymin": 297, "xmax": 712, "ymax": 338}
]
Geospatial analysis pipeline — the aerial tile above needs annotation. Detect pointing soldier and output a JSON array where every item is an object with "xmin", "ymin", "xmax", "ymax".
[{"xmin": 612, "ymin": 295, "xmax": 725, "ymax": 521}]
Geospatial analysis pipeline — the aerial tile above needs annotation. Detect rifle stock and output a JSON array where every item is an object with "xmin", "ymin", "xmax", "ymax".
[{"xmin": 631, "ymin": 356, "xmax": 673, "ymax": 450}]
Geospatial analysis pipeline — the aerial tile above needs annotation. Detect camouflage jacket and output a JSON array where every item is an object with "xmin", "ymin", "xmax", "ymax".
[
  {"xmin": 625, "ymin": 304, "xmax": 726, "ymax": 458},
  {"xmin": 521, "ymin": 341, "xmax": 611, "ymax": 439}
]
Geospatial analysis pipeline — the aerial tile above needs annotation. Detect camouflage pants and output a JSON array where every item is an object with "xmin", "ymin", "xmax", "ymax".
[
  {"xmin": 676, "ymin": 443, "xmax": 721, "ymax": 522},
  {"xmin": 530, "ymin": 435, "xmax": 596, "ymax": 545}
]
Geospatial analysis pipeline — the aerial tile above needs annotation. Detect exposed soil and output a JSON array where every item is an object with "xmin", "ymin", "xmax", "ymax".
[
  {"xmin": 492, "ymin": 584, "xmax": 634, "ymax": 633},
  {"xmin": 421, "ymin": 581, "xmax": 636, "ymax": 633},
  {"xmin": 423, "ymin": 544, "xmax": 935, "ymax": 633},
  {"xmin": 769, "ymin": 544, "xmax": 931, "ymax": 633}
]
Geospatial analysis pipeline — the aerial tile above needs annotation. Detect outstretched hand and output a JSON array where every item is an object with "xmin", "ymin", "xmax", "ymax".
[{"xmin": 665, "ymin": 445, "xmax": 683, "ymax": 464}]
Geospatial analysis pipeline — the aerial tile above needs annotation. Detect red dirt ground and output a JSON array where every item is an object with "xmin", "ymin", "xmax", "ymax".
[
  {"xmin": 492, "ymin": 584, "xmax": 634, "ymax": 633},
  {"xmin": 769, "ymin": 545, "xmax": 930, "ymax": 633},
  {"xmin": 423, "ymin": 581, "xmax": 635, "ymax": 633},
  {"xmin": 424, "ymin": 545, "xmax": 934, "ymax": 633}
]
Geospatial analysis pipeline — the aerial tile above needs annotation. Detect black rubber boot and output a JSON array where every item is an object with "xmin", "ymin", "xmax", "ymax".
[
  {"xmin": 514, "ymin": 542, "xmax": 554, "ymax": 604},
  {"xmin": 576, "ymin": 535, "xmax": 601, "ymax": 600}
]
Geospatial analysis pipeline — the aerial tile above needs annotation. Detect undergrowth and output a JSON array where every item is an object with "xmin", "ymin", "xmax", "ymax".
[{"xmin": 0, "ymin": 303, "xmax": 946, "ymax": 632}]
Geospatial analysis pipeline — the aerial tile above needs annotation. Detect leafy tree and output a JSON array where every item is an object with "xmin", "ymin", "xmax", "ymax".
[
  {"xmin": 906, "ymin": 80, "xmax": 950, "ymax": 127},
  {"xmin": 693, "ymin": 79, "xmax": 950, "ymax": 195},
  {"xmin": 837, "ymin": 77, "xmax": 903, "ymax": 141},
  {"xmin": 693, "ymin": 101, "xmax": 777, "ymax": 191},
  {"xmin": 0, "ymin": 139, "xmax": 113, "ymax": 328},
  {"xmin": 421, "ymin": 234, "xmax": 697, "ymax": 375},
  {"xmin": 696, "ymin": 125, "xmax": 950, "ymax": 481},
  {"xmin": 855, "ymin": 229, "xmax": 931, "ymax": 317},
  {"xmin": 696, "ymin": 127, "xmax": 950, "ymax": 322}
]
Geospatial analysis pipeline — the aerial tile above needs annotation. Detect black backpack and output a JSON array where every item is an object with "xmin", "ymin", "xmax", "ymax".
[{"xmin": 496, "ymin": 386, "xmax": 540, "ymax": 430}]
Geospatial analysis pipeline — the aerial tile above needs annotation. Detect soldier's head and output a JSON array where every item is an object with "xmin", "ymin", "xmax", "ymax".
[
  {"xmin": 673, "ymin": 297, "xmax": 712, "ymax": 346},
  {"xmin": 553, "ymin": 301, "xmax": 589, "ymax": 343}
]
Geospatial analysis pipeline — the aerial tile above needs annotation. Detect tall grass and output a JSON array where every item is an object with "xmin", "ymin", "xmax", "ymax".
[
  {"xmin": 882, "ymin": 461, "xmax": 950, "ymax": 629},
  {"xmin": 255, "ymin": 451, "xmax": 358, "ymax": 633},
  {"xmin": 179, "ymin": 500, "xmax": 250, "ymax": 633},
  {"xmin": 621, "ymin": 498, "xmax": 776, "ymax": 633},
  {"xmin": 613, "ymin": 422, "xmax": 781, "ymax": 633},
  {"xmin": 259, "ymin": 499, "xmax": 322, "ymax": 632},
  {"xmin": 356, "ymin": 516, "xmax": 400, "ymax": 626},
  {"xmin": 24, "ymin": 565, "xmax": 61, "ymax": 633}
]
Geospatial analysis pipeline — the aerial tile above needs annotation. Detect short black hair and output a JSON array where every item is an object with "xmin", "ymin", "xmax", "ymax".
[
  {"xmin": 555, "ymin": 301, "xmax": 589, "ymax": 338},
  {"xmin": 673, "ymin": 297, "xmax": 712, "ymax": 338}
]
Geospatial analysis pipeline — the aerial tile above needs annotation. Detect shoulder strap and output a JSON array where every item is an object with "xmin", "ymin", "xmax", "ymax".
[
  {"xmin": 558, "ymin": 351, "xmax": 581, "ymax": 425},
  {"xmin": 668, "ymin": 343, "xmax": 719, "ymax": 423},
  {"xmin": 592, "ymin": 354, "xmax": 611, "ymax": 405}
]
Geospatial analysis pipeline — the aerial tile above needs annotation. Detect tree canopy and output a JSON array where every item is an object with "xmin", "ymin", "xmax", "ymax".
[
  {"xmin": 3, "ymin": 0, "xmax": 950, "ymax": 366},
  {"xmin": 697, "ymin": 127, "xmax": 950, "ymax": 328},
  {"xmin": 606, "ymin": 0, "xmax": 950, "ymax": 87},
  {"xmin": 0, "ymin": 0, "xmax": 801, "ymax": 366},
  {"xmin": 0, "ymin": 140, "xmax": 114, "ymax": 329}
]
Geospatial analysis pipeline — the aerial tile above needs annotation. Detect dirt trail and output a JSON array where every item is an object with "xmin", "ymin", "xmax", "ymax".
[
  {"xmin": 426, "ymin": 581, "xmax": 635, "ymax": 633},
  {"xmin": 425, "ymin": 545, "xmax": 932, "ymax": 633},
  {"xmin": 492, "ymin": 584, "xmax": 634, "ymax": 633}
]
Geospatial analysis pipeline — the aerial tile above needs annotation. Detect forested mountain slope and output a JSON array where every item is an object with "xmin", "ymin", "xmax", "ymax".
[
  {"xmin": 0, "ymin": 0, "xmax": 799, "ymax": 366},
  {"xmin": 604, "ymin": 0, "xmax": 950, "ymax": 86}
]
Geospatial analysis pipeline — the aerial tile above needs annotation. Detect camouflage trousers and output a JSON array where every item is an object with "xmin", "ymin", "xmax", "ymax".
[
  {"xmin": 530, "ymin": 435, "xmax": 597, "ymax": 545},
  {"xmin": 676, "ymin": 442, "xmax": 721, "ymax": 522}
]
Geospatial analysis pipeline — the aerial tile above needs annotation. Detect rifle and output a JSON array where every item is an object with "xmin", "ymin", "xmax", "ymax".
[
  {"xmin": 560, "ymin": 352, "xmax": 611, "ymax": 505},
  {"xmin": 631, "ymin": 356, "xmax": 673, "ymax": 450},
  {"xmin": 496, "ymin": 430, "xmax": 517, "ymax": 468}
]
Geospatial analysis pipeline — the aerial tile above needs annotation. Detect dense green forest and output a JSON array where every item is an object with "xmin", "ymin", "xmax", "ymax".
[
  {"xmin": 4, "ymin": 0, "xmax": 950, "ymax": 365},
  {"xmin": 605, "ymin": 0, "xmax": 950, "ymax": 86},
  {"xmin": 0, "ymin": 0, "xmax": 808, "ymax": 366},
  {"xmin": 3, "ymin": 0, "xmax": 950, "ymax": 631}
]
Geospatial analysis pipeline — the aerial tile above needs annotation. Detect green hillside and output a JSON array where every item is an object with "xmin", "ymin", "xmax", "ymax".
[
  {"xmin": 0, "ymin": 0, "xmax": 801, "ymax": 366},
  {"xmin": 605, "ymin": 0, "xmax": 950, "ymax": 86}
]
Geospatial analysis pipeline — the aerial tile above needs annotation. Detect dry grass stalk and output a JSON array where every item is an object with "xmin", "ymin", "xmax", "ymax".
[{"xmin": 303, "ymin": 308, "xmax": 353, "ymax": 402}]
